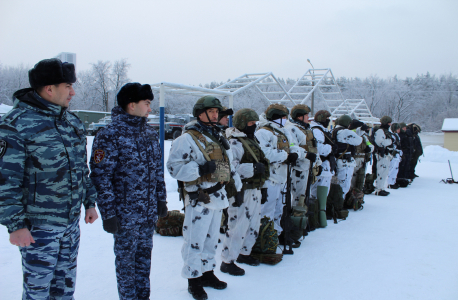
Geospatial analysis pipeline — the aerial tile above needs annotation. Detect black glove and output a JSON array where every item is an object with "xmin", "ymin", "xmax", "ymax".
[
  {"xmin": 103, "ymin": 216, "xmax": 121, "ymax": 234},
  {"xmin": 253, "ymin": 163, "xmax": 265, "ymax": 175},
  {"xmin": 157, "ymin": 201, "xmax": 168, "ymax": 218},
  {"xmin": 261, "ymin": 188, "xmax": 268, "ymax": 204},
  {"xmin": 364, "ymin": 146, "xmax": 372, "ymax": 153},
  {"xmin": 199, "ymin": 161, "xmax": 216, "ymax": 176},
  {"xmin": 306, "ymin": 152, "xmax": 317, "ymax": 162},
  {"xmin": 232, "ymin": 191, "xmax": 244, "ymax": 207},
  {"xmin": 286, "ymin": 153, "xmax": 298, "ymax": 164},
  {"xmin": 316, "ymin": 165, "xmax": 323, "ymax": 176}
]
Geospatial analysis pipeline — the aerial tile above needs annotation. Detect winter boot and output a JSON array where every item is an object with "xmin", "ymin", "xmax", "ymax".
[
  {"xmin": 236, "ymin": 254, "xmax": 260, "ymax": 266},
  {"xmin": 375, "ymin": 190, "xmax": 390, "ymax": 196},
  {"xmin": 220, "ymin": 262, "xmax": 245, "ymax": 276},
  {"xmin": 201, "ymin": 270, "xmax": 228, "ymax": 288},
  {"xmin": 388, "ymin": 184, "xmax": 399, "ymax": 189},
  {"xmin": 188, "ymin": 277, "xmax": 208, "ymax": 300}
]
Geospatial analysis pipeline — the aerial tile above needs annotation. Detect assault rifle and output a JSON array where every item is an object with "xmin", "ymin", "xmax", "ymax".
[{"xmin": 281, "ymin": 162, "xmax": 294, "ymax": 255}]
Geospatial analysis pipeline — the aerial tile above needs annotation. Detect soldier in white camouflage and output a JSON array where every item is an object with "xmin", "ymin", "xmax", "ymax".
[
  {"xmin": 373, "ymin": 116, "xmax": 394, "ymax": 196},
  {"xmin": 167, "ymin": 96, "xmax": 242, "ymax": 300},
  {"xmin": 0, "ymin": 58, "xmax": 98, "ymax": 299}
]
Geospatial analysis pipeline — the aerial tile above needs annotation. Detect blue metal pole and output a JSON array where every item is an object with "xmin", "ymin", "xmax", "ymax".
[
  {"xmin": 229, "ymin": 115, "xmax": 233, "ymax": 127},
  {"xmin": 160, "ymin": 84, "xmax": 165, "ymax": 172}
]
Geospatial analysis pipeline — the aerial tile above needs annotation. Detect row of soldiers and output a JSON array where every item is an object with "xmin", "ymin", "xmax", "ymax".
[{"xmin": 166, "ymin": 96, "xmax": 423, "ymax": 300}]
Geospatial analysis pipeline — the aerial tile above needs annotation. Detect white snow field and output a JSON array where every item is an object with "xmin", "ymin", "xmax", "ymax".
[{"xmin": 1, "ymin": 138, "xmax": 458, "ymax": 300}]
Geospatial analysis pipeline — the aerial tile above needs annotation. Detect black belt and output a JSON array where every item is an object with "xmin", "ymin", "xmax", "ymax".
[
  {"xmin": 337, "ymin": 153, "xmax": 352, "ymax": 160},
  {"xmin": 188, "ymin": 182, "xmax": 225, "ymax": 200}
]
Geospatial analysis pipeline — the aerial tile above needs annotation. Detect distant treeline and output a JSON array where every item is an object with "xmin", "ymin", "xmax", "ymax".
[{"xmin": 1, "ymin": 60, "xmax": 456, "ymax": 131}]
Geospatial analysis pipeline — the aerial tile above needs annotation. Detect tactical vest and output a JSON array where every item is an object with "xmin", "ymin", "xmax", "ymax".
[
  {"xmin": 331, "ymin": 127, "xmax": 355, "ymax": 157},
  {"xmin": 185, "ymin": 129, "xmax": 231, "ymax": 185},
  {"xmin": 234, "ymin": 136, "xmax": 270, "ymax": 190},
  {"xmin": 354, "ymin": 139, "xmax": 367, "ymax": 158},
  {"xmin": 260, "ymin": 124, "xmax": 290, "ymax": 153},
  {"xmin": 296, "ymin": 125, "xmax": 317, "ymax": 154}
]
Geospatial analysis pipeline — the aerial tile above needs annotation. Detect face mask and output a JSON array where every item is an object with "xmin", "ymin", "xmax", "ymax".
[
  {"xmin": 323, "ymin": 119, "xmax": 330, "ymax": 128},
  {"xmin": 273, "ymin": 118, "xmax": 287, "ymax": 127},
  {"xmin": 244, "ymin": 124, "xmax": 257, "ymax": 135}
]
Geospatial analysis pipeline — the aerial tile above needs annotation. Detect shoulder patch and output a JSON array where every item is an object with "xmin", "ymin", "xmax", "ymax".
[
  {"xmin": 93, "ymin": 149, "xmax": 105, "ymax": 164},
  {"xmin": 0, "ymin": 140, "xmax": 7, "ymax": 158}
]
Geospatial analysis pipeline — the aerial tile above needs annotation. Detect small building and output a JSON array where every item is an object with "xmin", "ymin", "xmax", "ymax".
[
  {"xmin": 441, "ymin": 118, "xmax": 458, "ymax": 151},
  {"xmin": 70, "ymin": 110, "xmax": 111, "ymax": 127}
]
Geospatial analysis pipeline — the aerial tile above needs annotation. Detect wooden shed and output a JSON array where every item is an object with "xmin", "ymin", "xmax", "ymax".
[{"xmin": 441, "ymin": 118, "xmax": 458, "ymax": 151}]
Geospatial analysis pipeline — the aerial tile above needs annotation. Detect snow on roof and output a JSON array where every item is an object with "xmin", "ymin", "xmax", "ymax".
[
  {"xmin": 0, "ymin": 104, "xmax": 13, "ymax": 114},
  {"xmin": 441, "ymin": 118, "xmax": 458, "ymax": 131}
]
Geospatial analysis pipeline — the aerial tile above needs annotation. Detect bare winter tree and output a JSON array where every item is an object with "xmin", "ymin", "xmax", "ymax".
[
  {"xmin": 91, "ymin": 60, "xmax": 112, "ymax": 112},
  {"xmin": 111, "ymin": 59, "xmax": 131, "ymax": 108},
  {"xmin": 0, "ymin": 63, "xmax": 30, "ymax": 105}
]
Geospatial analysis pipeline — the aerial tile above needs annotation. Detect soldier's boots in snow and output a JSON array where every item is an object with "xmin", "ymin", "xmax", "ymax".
[
  {"xmin": 388, "ymin": 184, "xmax": 399, "ymax": 189},
  {"xmin": 201, "ymin": 270, "xmax": 228, "ymax": 289},
  {"xmin": 236, "ymin": 254, "xmax": 260, "ymax": 266},
  {"xmin": 220, "ymin": 262, "xmax": 245, "ymax": 276},
  {"xmin": 375, "ymin": 190, "xmax": 390, "ymax": 196},
  {"xmin": 188, "ymin": 277, "xmax": 208, "ymax": 300}
]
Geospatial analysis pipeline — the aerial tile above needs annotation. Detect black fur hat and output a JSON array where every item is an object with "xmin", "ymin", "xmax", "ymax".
[
  {"xmin": 28, "ymin": 58, "xmax": 76, "ymax": 89},
  {"xmin": 117, "ymin": 82, "xmax": 154, "ymax": 108}
]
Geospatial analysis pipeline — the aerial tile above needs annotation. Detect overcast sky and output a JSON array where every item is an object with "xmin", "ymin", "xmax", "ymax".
[{"xmin": 1, "ymin": 0, "xmax": 457, "ymax": 86}]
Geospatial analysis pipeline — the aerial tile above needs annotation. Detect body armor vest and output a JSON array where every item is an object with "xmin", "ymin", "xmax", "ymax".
[
  {"xmin": 297, "ymin": 125, "xmax": 317, "ymax": 154},
  {"xmin": 234, "ymin": 136, "xmax": 270, "ymax": 190},
  {"xmin": 354, "ymin": 139, "xmax": 367, "ymax": 158},
  {"xmin": 261, "ymin": 124, "xmax": 290, "ymax": 153},
  {"xmin": 185, "ymin": 129, "xmax": 231, "ymax": 185},
  {"xmin": 332, "ymin": 127, "xmax": 355, "ymax": 156}
]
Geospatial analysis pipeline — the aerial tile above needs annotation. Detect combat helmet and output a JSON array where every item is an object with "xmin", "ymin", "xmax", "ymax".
[
  {"xmin": 338, "ymin": 115, "xmax": 352, "ymax": 128},
  {"xmin": 265, "ymin": 103, "xmax": 289, "ymax": 120},
  {"xmin": 409, "ymin": 123, "xmax": 421, "ymax": 133},
  {"xmin": 391, "ymin": 123, "xmax": 400, "ymax": 132},
  {"xmin": 290, "ymin": 104, "xmax": 311, "ymax": 119},
  {"xmin": 380, "ymin": 116, "xmax": 392, "ymax": 125},
  {"xmin": 192, "ymin": 96, "xmax": 224, "ymax": 118},
  {"xmin": 399, "ymin": 122, "xmax": 407, "ymax": 129},
  {"xmin": 314, "ymin": 110, "xmax": 331, "ymax": 123},
  {"xmin": 218, "ymin": 106, "xmax": 234, "ymax": 121},
  {"xmin": 233, "ymin": 108, "xmax": 259, "ymax": 131}
]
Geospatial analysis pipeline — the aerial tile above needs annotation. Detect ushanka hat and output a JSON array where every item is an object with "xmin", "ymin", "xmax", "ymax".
[{"xmin": 28, "ymin": 58, "xmax": 76, "ymax": 89}]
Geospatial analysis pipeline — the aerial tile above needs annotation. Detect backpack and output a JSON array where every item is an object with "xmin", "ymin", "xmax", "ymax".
[
  {"xmin": 306, "ymin": 196, "xmax": 320, "ymax": 231},
  {"xmin": 344, "ymin": 188, "xmax": 365, "ymax": 211},
  {"xmin": 289, "ymin": 206, "xmax": 308, "ymax": 241},
  {"xmin": 250, "ymin": 217, "xmax": 283, "ymax": 265},
  {"xmin": 155, "ymin": 210, "xmax": 185, "ymax": 236},
  {"xmin": 326, "ymin": 183, "xmax": 348, "ymax": 223},
  {"xmin": 363, "ymin": 173, "xmax": 376, "ymax": 194}
]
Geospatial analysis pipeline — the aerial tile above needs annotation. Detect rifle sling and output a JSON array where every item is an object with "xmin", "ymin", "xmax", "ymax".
[
  {"xmin": 187, "ymin": 131, "xmax": 211, "ymax": 161},
  {"xmin": 236, "ymin": 137, "xmax": 259, "ymax": 163}
]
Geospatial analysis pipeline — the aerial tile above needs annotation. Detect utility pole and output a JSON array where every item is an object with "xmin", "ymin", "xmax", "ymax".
[{"xmin": 307, "ymin": 59, "xmax": 315, "ymax": 116}]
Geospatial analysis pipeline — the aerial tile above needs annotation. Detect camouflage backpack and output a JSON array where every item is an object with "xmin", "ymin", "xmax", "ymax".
[
  {"xmin": 344, "ymin": 188, "xmax": 365, "ymax": 211},
  {"xmin": 250, "ymin": 217, "xmax": 283, "ymax": 265},
  {"xmin": 155, "ymin": 210, "xmax": 185, "ymax": 236}
]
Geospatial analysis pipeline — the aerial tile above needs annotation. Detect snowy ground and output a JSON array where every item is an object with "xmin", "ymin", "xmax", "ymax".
[{"xmin": 1, "ymin": 136, "xmax": 458, "ymax": 300}]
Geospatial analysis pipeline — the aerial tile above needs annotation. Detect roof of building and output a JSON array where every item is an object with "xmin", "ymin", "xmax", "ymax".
[{"xmin": 442, "ymin": 118, "xmax": 458, "ymax": 131}]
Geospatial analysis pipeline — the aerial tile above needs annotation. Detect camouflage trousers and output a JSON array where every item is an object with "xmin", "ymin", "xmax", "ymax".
[
  {"xmin": 181, "ymin": 203, "xmax": 223, "ymax": 279},
  {"xmin": 351, "ymin": 161, "xmax": 367, "ymax": 192},
  {"xmin": 260, "ymin": 181, "xmax": 284, "ymax": 235},
  {"xmin": 375, "ymin": 153, "xmax": 391, "ymax": 192},
  {"xmin": 334, "ymin": 164, "xmax": 355, "ymax": 198},
  {"xmin": 388, "ymin": 155, "xmax": 401, "ymax": 185},
  {"xmin": 20, "ymin": 218, "xmax": 80, "ymax": 300},
  {"xmin": 291, "ymin": 161, "xmax": 311, "ymax": 207},
  {"xmin": 221, "ymin": 189, "xmax": 262, "ymax": 264},
  {"xmin": 113, "ymin": 224, "xmax": 154, "ymax": 300}
]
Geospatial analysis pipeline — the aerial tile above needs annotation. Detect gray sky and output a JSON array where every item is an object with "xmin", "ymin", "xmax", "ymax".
[{"xmin": 1, "ymin": 0, "xmax": 457, "ymax": 86}]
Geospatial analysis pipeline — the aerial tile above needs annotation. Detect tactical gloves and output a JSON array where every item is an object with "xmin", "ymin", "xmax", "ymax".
[
  {"xmin": 286, "ymin": 153, "xmax": 298, "ymax": 165},
  {"xmin": 364, "ymin": 146, "xmax": 372, "ymax": 153},
  {"xmin": 261, "ymin": 188, "xmax": 268, "ymax": 204},
  {"xmin": 103, "ymin": 216, "xmax": 121, "ymax": 234},
  {"xmin": 232, "ymin": 191, "xmax": 244, "ymax": 207},
  {"xmin": 199, "ymin": 161, "xmax": 216, "ymax": 176},
  {"xmin": 305, "ymin": 152, "xmax": 317, "ymax": 162},
  {"xmin": 253, "ymin": 163, "xmax": 266, "ymax": 175},
  {"xmin": 157, "ymin": 201, "xmax": 168, "ymax": 218}
]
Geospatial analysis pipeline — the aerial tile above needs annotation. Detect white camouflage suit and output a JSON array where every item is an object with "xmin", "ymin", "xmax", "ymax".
[
  {"xmin": 310, "ymin": 121, "xmax": 334, "ymax": 198},
  {"xmin": 255, "ymin": 119, "xmax": 302, "ymax": 234},
  {"xmin": 284, "ymin": 120, "xmax": 319, "ymax": 207},
  {"xmin": 351, "ymin": 133, "xmax": 374, "ymax": 189},
  {"xmin": 332, "ymin": 125, "xmax": 363, "ymax": 197},
  {"xmin": 373, "ymin": 127, "xmax": 393, "ymax": 192},
  {"xmin": 221, "ymin": 127, "xmax": 263, "ymax": 264},
  {"xmin": 167, "ymin": 121, "xmax": 242, "ymax": 279},
  {"xmin": 388, "ymin": 131, "xmax": 402, "ymax": 185}
]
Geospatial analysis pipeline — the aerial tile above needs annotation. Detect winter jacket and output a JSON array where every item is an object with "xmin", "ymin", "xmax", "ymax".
[
  {"xmin": 167, "ymin": 121, "xmax": 242, "ymax": 210},
  {"xmin": 255, "ymin": 119, "xmax": 302, "ymax": 185},
  {"xmin": 310, "ymin": 121, "xmax": 334, "ymax": 177},
  {"xmin": 0, "ymin": 88, "xmax": 97, "ymax": 233},
  {"xmin": 90, "ymin": 106, "xmax": 166, "ymax": 228}
]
